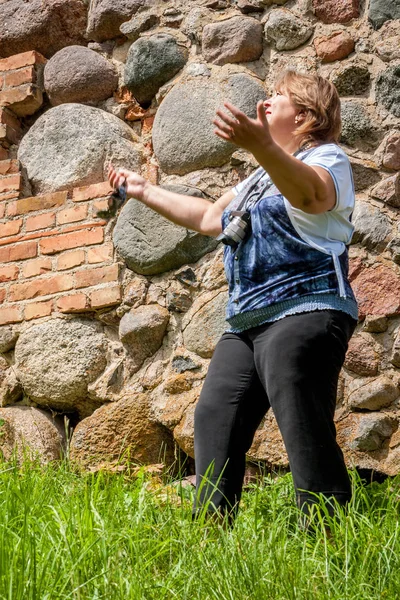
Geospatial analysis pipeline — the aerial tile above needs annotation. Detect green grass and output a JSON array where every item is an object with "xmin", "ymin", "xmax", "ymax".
[{"xmin": 0, "ymin": 459, "xmax": 399, "ymax": 600}]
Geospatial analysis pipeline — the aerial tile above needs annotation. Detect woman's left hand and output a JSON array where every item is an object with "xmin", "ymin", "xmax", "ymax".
[{"xmin": 213, "ymin": 100, "xmax": 273, "ymax": 154}]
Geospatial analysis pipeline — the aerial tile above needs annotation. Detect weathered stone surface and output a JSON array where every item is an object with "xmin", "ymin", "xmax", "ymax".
[
  {"xmin": 182, "ymin": 289, "xmax": 228, "ymax": 358},
  {"xmin": 237, "ymin": 0, "xmax": 265, "ymax": 13},
  {"xmin": 375, "ymin": 66, "xmax": 400, "ymax": 118},
  {"xmin": 87, "ymin": 0, "xmax": 145, "ymax": 42},
  {"xmin": 248, "ymin": 412, "xmax": 288, "ymax": 467},
  {"xmin": 369, "ymin": 0, "xmax": 400, "ymax": 29},
  {"xmin": 166, "ymin": 283, "xmax": 192, "ymax": 313},
  {"xmin": 44, "ymin": 46, "xmax": 118, "ymax": 106},
  {"xmin": 351, "ymin": 264, "xmax": 400, "ymax": 318},
  {"xmin": 350, "ymin": 159, "xmax": 381, "ymax": 192},
  {"xmin": 171, "ymin": 354, "xmax": 201, "ymax": 374},
  {"xmin": 0, "ymin": 407, "xmax": 64, "ymax": 463},
  {"xmin": 119, "ymin": 305, "xmax": 169, "ymax": 371},
  {"xmin": 362, "ymin": 315, "xmax": 388, "ymax": 333},
  {"xmin": 124, "ymin": 34, "xmax": 187, "ymax": 106},
  {"xmin": 119, "ymin": 12, "xmax": 159, "ymax": 40},
  {"xmin": 0, "ymin": 0, "xmax": 87, "ymax": 59},
  {"xmin": 14, "ymin": 319, "xmax": 107, "ymax": 414},
  {"xmin": 0, "ymin": 326, "xmax": 19, "ymax": 354},
  {"xmin": 264, "ymin": 9, "xmax": 314, "ymax": 51},
  {"xmin": 152, "ymin": 384, "xmax": 200, "ymax": 430},
  {"xmin": 349, "ymin": 413, "xmax": 397, "ymax": 452},
  {"xmin": 377, "ymin": 132, "xmax": 400, "ymax": 171},
  {"xmin": 373, "ymin": 21, "xmax": 400, "ymax": 62},
  {"xmin": 331, "ymin": 62, "xmax": 370, "ymax": 96},
  {"xmin": 314, "ymin": 31, "xmax": 355, "ymax": 63},
  {"xmin": 69, "ymin": 393, "xmax": 175, "ymax": 467},
  {"xmin": 347, "ymin": 376, "xmax": 399, "ymax": 410},
  {"xmin": 388, "ymin": 238, "xmax": 400, "ymax": 265},
  {"xmin": 371, "ymin": 174, "xmax": 400, "ymax": 208},
  {"xmin": 390, "ymin": 328, "xmax": 400, "ymax": 368},
  {"xmin": 312, "ymin": 0, "xmax": 359, "ymax": 24},
  {"xmin": 182, "ymin": 7, "xmax": 214, "ymax": 44},
  {"xmin": 0, "ymin": 361, "xmax": 23, "ymax": 407},
  {"xmin": 340, "ymin": 102, "xmax": 379, "ymax": 150},
  {"xmin": 18, "ymin": 104, "xmax": 141, "ymax": 194},
  {"xmin": 202, "ymin": 16, "xmax": 263, "ymax": 65},
  {"xmin": 344, "ymin": 336, "xmax": 379, "ymax": 376},
  {"xmin": 113, "ymin": 187, "xmax": 218, "ymax": 275},
  {"xmin": 152, "ymin": 74, "xmax": 266, "ymax": 175},
  {"xmin": 173, "ymin": 401, "xmax": 196, "ymax": 457},
  {"xmin": 351, "ymin": 200, "xmax": 391, "ymax": 251}
]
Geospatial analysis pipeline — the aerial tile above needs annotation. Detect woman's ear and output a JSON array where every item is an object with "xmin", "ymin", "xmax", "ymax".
[{"xmin": 294, "ymin": 110, "xmax": 306, "ymax": 125}]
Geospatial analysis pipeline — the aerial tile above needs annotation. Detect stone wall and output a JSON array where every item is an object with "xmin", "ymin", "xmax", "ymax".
[{"xmin": 0, "ymin": 0, "xmax": 399, "ymax": 476}]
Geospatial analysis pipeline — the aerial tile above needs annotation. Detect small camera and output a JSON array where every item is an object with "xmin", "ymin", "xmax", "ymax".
[{"xmin": 217, "ymin": 210, "xmax": 251, "ymax": 248}]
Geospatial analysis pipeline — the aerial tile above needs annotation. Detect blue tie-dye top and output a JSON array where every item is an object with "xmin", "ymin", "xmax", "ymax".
[{"xmin": 222, "ymin": 150, "xmax": 358, "ymax": 333}]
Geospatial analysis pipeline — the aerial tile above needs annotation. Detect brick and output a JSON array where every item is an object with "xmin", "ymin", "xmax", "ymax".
[
  {"xmin": 8, "ymin": 191, "xmax": 67, "ymax": 216},
  {"xmin": 0, "ymin": 203, "xmax": 5, "ymax": 219},
  {"xmin": 92, "ymin": 199, "xmax": 109, "ymax": 214},
  {"xmin": 57, "ymin": 293, "xmax": 89, "ymax": 313},
  {"xmin": 25, "ymin": 212, "xmax": 56, "ymax": 232},
  {"xmin": 0, "ymin": 159, "xmax": 20, "ymax": 175},
  {"xmin": 72, "ymin": 181, "xmax": 113, "ymax": 203},
  {"xmin": 40, "ymin": 227, "xmax": 104, "ymax": 255},
  {"xmin": 0, "ymin": 240, "xmax": 37, "ymax": 263},
  {"xmin": 0, "ymin": 218, "xmax": 22, "ymax": 238},
  {"xmin": 4, "ymin": 66, "xmax": 36, "ymax": 89},
  {"xmin": 8, "ymin": 273, "xmax": 74, "ymax": 302},
  {"xmin": 57, "ymin": 204, "xmax": 88, "ymax": 225},
  {"xmin": 0, "ymin": 265, "xmax": 19, "ymax": 283},
  {"xmin": 57, "ymin": 249, "xmax": 85, "ymax": 271},
  {"xmin": 0, "ymin": 108, "xmax": 21, "ymax": 131},
  {"xmin": 0, "ymin": 147, "xmax": 9, "ymax": 160},
  {"xmin": 0, "ymin": 75, "xmax": 3, "ymax": 88},
  {"xmin": 25, "ymin": 300, "xmax": 53, "ymax": 321},
  {"xmin": 0, "ymin": 191, "xmax": 20, "ymax": 202},
  {"xmin": 75, "ymin": 264, "xmax": 119, "ymax": 289},
  {"xmin": 0, "ymin": 174, "xmax": 21, "ymax": 194},
  {"xmin": 0, "ymin": 288, "xmax": 5, "ymax": 304},
  {"xmin": 0, "ymin": 305, "xmax": 23, "ymax": 325},
  {"xmin": 0, "ymin": 51, "xmax": 47, "ymax": 72},
  {"xmin": 87, "ymin": 243, "xmax": 113, "ymax": 264},
  {"xmin": 90, "ymin": 285, "xmax": 122, "ymax": 309},
  {"xmin": 22, "ymin": 257, "xmax": 52, "ymax": 279},
  {"xmin": 0, "ymin": 123, "xmax": 21, "ymax": 146},
  {"xmin": 0, "ymin": 85, "xmax": 43, "ymax": 117}
]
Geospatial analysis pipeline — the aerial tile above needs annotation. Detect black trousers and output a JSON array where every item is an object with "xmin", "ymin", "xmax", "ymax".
[{"xmin": 193, "ymin": 310, "xmax": 357, "ymax": 517}]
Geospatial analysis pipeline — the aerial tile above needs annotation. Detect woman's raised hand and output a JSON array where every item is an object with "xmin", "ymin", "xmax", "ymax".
[
  {"xmin": 107, "ymin": 164, "xmax": 149, "ymax": 203},
  {"xmin": 213, "ymin": 100, "xmax": 273, "ymax": 155}
]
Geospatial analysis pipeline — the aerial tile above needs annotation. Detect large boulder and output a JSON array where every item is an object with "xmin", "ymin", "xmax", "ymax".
[
  {"xmin": 113, "ymin": 185, "xmax": 218, "ymax": 275},
  {"xmin": 14, "ymin": 319, "xmax": 107, "ymax": 415},
  {"xmin": 124, "ymin": 34, "xmax": 188, "ymax": 106},
  {"xmin": 44, "ymin": 46, "xmax": 118, "ymax": 106},
  {"xmin": 69, "ymin": 393, "xmax": 175, "ymax": 468},
  {"xmin": 87, "ymin": 0, "xmax": 145, "ymax": 42},
  {"xmin": 264, "ymin": 9, "xmax": 314, "ymax": 51},
  {"xmin": 152, "ymin": 73, "xmax": 266, "ymax": 175},
  {"xmin": 375, "ymin": 65, "xmax": 400, "ymax": 118},
  {"xmin": 202, "ymin": 16, "xmax": 263, "ymax": 65},
  {"xmin": 18, "ymin": 104, "xmax": 142, "ymax": 193},
  {"xmin": 0, "ymin": 406, "xmax": 65, "ymax": 464},
  {"xmin": 0, "ymin": 0, "xmax": 87, "ymax": 59},
  {"xmin": 340, "ymin": 102, "xmax": 379, "ymax": 150}
]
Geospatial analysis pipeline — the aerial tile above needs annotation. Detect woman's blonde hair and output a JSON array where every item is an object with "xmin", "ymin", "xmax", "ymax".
[{"xmin": 275, "ymin": 70, "xmax": 342, "ymax": 146}]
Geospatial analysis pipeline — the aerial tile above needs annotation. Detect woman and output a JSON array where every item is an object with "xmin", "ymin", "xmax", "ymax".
[{"xmin": 108, "ymin": 71, "xmax": 358, "ymax": 522}]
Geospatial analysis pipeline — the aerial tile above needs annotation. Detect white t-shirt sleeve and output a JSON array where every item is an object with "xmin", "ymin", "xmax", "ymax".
[{"xmin": 302, "ymin": 144, "xmax": 355, "ymax": 212}]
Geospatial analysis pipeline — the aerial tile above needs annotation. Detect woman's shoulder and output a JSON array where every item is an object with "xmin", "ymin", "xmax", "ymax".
[{"xmin": 304, "ymin": 143, "xmax": 349, "ymax": 162}]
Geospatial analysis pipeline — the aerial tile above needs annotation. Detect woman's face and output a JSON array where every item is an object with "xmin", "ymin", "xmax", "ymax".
[{"xmin": 263, "ymin": 89, "xmax": 301, "ymax": 146}]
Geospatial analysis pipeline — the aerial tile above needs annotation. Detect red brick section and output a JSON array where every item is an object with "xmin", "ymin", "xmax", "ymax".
[
  {"xmin": 0, "ymin": 159, "xmax": 20, "ymax": 175},
  {"xmin": 0, "ymin": 51, "xmax": 46, "ymax": 118},
  {"xmin": 0, "ymin": 240, "xmax": 37, "ymax": 263},
  {"xmin": 4, "ymin": 66, "xmax": 36, "ymax": 89},
  {"xmin": 0, "ymin": 288, "xmax": 5, "ymax": 304},
  {"xmin": 25, "ymin": 212, "xmax": 56, "ymax": 232},
  {"xmin": 57, "ymin": 293, "xmax": 89, "ymax": 313},
  {"xmin": 75, "ymin": 264, "xmax": 119, "ymax": 289},
  {"xmin": 0, "ymin": 147, "xmax": 9, "ymax": 160},
  {"xmin": 0, "ymin": 305, "xmax": 23, "ymax": 325},
  {"xmin": 8, "ymin": 273, "xmax": 75, "ymax": 302},
  {"xmin": 0, "ymin": 85, "xmax": 43, "ymax": 118},
  {"xmin": 0, "ymin": 174, "xmax": 21, "ymax": 194},
  {"xmin": 25, "ymin": 300, "xmax": 53, "ymax": 321},
  {"xmin": 22, "ymin": 258, "xmax": 52, "ymax": 279},
  {"xmin": 72, "ymin": 181, "xmax": 113, "ymax": 202},
  {"xmin": 39, "ymin": 227, "xmax": 104, "ymax": 255},
  {"xmin": 0, "ymin": 51, "xmax": 47, "ymax": 72},
  {"xmin": 0, "ymin": 218, "xmax": 22, "ymax": 238},
  {"xmin": 57, "ymin": 250, "xmax": 85, "ymax": 271},
  {"xmin": 0, "ymin": 265, "xmax": 19, "ymax": 283},
  {"xmin": 57, "ymin": 204, "xmax": 88, "ymax": 225},
  {"xmin": 90, "ymin": 285, "xmax": 122, "ymax": 309},
  {"xmin": 7, "ymin": 191, "xmax": 67, "ymax": 216},
  {"xmin": 0, "ymin": 109, "xmax": 22, "ymax": 146}
]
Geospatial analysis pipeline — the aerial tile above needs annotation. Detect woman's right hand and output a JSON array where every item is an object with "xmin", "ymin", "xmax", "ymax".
[{"xmin": 107, "ymin": 164, "xmax": 150, "ymax": 203}]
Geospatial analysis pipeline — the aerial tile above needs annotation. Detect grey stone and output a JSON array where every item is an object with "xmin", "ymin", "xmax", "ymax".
[
  {"xmin": 14, "ymin": 319, "xmax": 107, "ymax": 414},
  {"xmin": 119, "ymin": 305, "xmax": 169, "ymax": 371},
  {"xmin": 124, "ymin": 34, "xmax": 187, "ymax": 106},
  {"xmin": 331, "ymin": 63, "xmax": 370, "ymax": 96},
  {"xmin": 351, "ymin": 200, "xmax": 391, "ymax": 251},
  {"xmin": 264, "ymin": 8, "xmax": 314, "ymax": 51},
  {"xmin": 369, "ymin": 0, "xmax": 400, "ymax": 29},
  {"xmin": 0, "ymin": 326, "xmax": 19, "ymax": 354},
  {"xmin": 0, "ymin": 407, "xmax": 65, "ymax": 464},
  {"xmin": 0, "ymin": 361, "xmax": 23, "ymax": 407},
  {"xmin": 0, "ymin": 0, "xmax": 87, "ymax": 59},
  {"xmin": 350, "ymin": 413, "xmax": 397, "ymax": 452},
  {"xmin": 371, "ymin": 174, "xmax": 400, "ymax": 208},
  {"xmin": 375, "ymin": 65, "xmax": 400, "ymax": 118},
  {"xmin": 202, "ymin": 16, "xmax": 263, "ymax": 66},
  {"xmin": 185, "ymin": 63, "xmax": 211, "ymax": 78},
  {"xmin": 182, "ymin": 290, "xmax": 228, "ymax": 358},
  {"xmin": 113, "ymin": 185, "xmax": 218, "ymax": 275},
  {"xmin": 362, "ymin": 315, "xmax": 388, "ymax": 333},
  {"xmin": 171, "ymin": 355, "xmax": 200, "ymax": 374},
  {"xmin": 348, "ymin": 376, "xmax": 399, "ymax": 410},
  {"xmin": 152, "ymin": 74, "xmax": 266, "ymax": 175},
  {"xmin": 350, "ymin": 159, "xmax": 381, "ymax": 192},
  {"xmin": 119, "ymin": 12, "xmax": 159, "ymax": 40},
  {"xmin": 390, "ymin": 328, "xmax": 400, "ymax": 367},
  {"xmin": 340, "ymin": 102, "xmax": 379, "ymax": 150},
  {"xmin": 374, "ymin": 21, "xmax": 400, "ymax": 62},
  {"xmin": 44, "ymin": 46, "xmax": 118, "ymax": 106},
  {"xmin": 87, "ymin": 0, "xmax": 145, "ymax": 42},
  {"xmin": 18, "ymin": 104, "xmax": 141, "ymax": 194}
]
